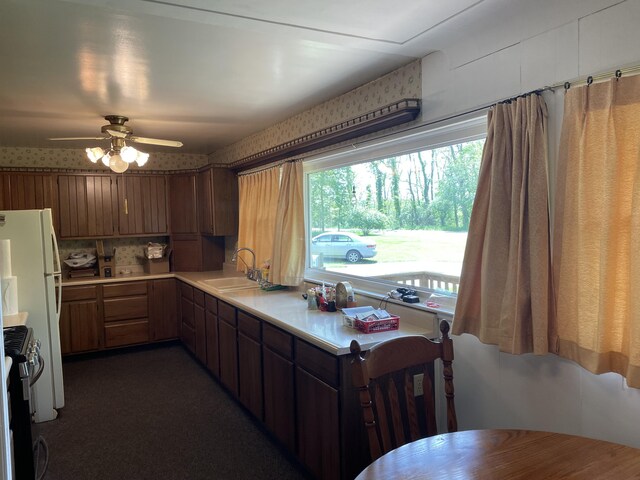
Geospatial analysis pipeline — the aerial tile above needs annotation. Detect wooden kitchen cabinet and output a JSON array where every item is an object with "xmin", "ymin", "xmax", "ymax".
[
  {"xmin": 262, "ymin": 323, "xmax": 296, "ymax": 453},
  {"xmin": 0, "ymin": 174, "xmax": 10, "ymax": 210},
  {"xmin": 117, "ymin": 175, "xmax": 169, "ymax": 235},
  {"xmin": 168, "ymin": 174, "xmax": 198, "ymax": 234},
  {"xmin": 0, "ymin": 172, "xmax": 56, "ymax": 213},
  {"xmin": 150, "ymin": 278, "xmax": 179, "ymax": 341},
  {"xmin": 193, "ymin": 289, "xmax": 207, "ymax": 364},
  {"xmin": 57, "ymin": 174, "xmax": 116, "ymax": 238},
  {"xmin": 295, "ymin": 339, "xmax": 340, "ymax": 480},
  {"xmin": 103, "ymin": 281, "xmax": 150, "ymax": 348},
  {"xmin": 237, "ymin": 311, "xmax": 263, "ymax": 420},
  {"xmin": 197, "ymin": 167, "xmax": 238, "ymax": 236},
  {"xmin": 59, "ymin": 285, "xmax": 101, "ymax": 354},
  {"xmin": 217, "ymin": 300, "xmax": 238, "ymax": 397},
  {"xmin": 179, "ymin": 282, "xmax": 196, "ymax": 355},
  {"xmin": 205, "ymin": 294, "xmax": 219, "ymax": 377}
]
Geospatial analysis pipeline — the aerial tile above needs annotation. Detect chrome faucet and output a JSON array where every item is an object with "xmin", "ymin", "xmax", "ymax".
[{"xmin": 232, "ymin": 247, "xmax": 259, "ymax": 280}]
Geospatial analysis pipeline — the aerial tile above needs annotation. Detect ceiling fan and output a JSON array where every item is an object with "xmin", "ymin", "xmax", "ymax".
[{"xmin": 48, "ymin": 115, "xmax": 183, "ymax": 173}]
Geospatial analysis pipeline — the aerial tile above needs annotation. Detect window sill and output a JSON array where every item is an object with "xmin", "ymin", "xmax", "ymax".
[{"xmin": 303, "ymin": 273, "xmax": 456, "ymax": 326}]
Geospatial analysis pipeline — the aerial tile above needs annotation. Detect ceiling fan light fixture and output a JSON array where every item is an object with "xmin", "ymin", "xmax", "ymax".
[
  {"xmin": 108, "ymin": 153, "xmax": 129, "ymax": 173},
  {"xmin": 120, "ymin": 145, "xmax": 138, "ymax": 163},
  {"xmin": 101, "ymin": 153, "xmax": 111, "ymax": 168},
  {"xmin": 86, "ymin": 147, "xmax": 105, "ymax": 163},
  {"xmin": 135, "ymin": 151, "xmax": 150, "ymax": 167}
]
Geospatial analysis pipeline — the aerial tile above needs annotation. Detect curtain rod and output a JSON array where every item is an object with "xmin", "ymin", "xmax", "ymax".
[
  {"xmin": 237, "ymin": 158, "xmax": 302, "ymax": 176},
  {"xmin": 548, "ymin": 63, "xmax": 640, "ymax": 90}
]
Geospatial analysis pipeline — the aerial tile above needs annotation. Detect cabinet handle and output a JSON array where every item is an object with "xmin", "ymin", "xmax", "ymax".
[{"xmin": 124, "ymin": 198, "xmax": 129, "ymax": 215}]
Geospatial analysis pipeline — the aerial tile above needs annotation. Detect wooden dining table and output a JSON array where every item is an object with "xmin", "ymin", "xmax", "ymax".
[{"xmin": 355, "ymin": 429, "xmax": 640, "ymax": 479}]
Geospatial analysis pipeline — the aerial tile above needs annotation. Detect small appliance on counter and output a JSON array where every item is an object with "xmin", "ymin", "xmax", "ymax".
[
  {"xmin": 96, "ymin": 240, "xmax": 116, "ymax": 278},
  {"xmin": 335, "ymin": 281, "xmax": 356, "ymax": 308}
]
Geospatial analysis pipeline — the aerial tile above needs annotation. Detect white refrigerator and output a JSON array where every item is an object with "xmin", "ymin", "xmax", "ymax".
[{"xmin": 0, "ymin": 209, "xmax": 63, "ymax": 423}]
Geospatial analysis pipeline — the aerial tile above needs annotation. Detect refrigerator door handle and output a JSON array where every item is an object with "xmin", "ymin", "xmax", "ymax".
[
  {"xmin": 51, "ymin": 226, "xmax": 62, "ymax": 275},
  {"xmin": 54, "ymin": 272, "xmax": 62, "ymax": 321}
]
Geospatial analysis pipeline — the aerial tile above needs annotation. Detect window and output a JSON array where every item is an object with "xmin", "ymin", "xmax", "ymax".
[{"xmin": 304, "ymin": 115, "xmax": 486, "ymax": 300}]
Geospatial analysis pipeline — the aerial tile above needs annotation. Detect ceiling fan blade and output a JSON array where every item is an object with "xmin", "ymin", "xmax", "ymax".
[
  {"xmin": 129, "ymin": 135, "xmax": 183, "ymax": 147},
  {"xmin": 49, "ymin": 136, "xmax": 108, "ymax": 141}
]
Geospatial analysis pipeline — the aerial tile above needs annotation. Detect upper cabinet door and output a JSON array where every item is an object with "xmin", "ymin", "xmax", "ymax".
[
  {"xmin": 169, "ymin": 174, "xmax": 198, "ymax": 234},
  {"xmin": 57, "ymin": 175, "xmax": 116, "ymax": 238},
  {"xmin": 7, "ymin": 173, "xmax": 56, "ymax": 211},
  {"xmin": 117, "ymin": 176, "xmax": 169, "ymax": 235},
  {"xmin": 198, "ymin": 168, "xmax": 238, "ymax": 236}
]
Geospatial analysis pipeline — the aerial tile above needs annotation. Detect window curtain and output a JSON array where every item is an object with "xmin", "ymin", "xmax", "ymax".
[
  {"xmin": 237, "ymin": 166, "xmax": 280, "ymax": 272},
  {"xmin": 553, "ymin": 76, "xmax": 640, "ymax": 387},
  {"xmin": 270, "ymin": 161, "xmax": 305, "ymax": 286},
  {"xmin": 453, "ymin": 94, "xmax": 554, "ymax": 355}
]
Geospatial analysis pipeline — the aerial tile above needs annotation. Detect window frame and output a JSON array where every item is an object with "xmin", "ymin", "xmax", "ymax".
[{"xmin": 303, "ymin": 113, "xmax": 488, "ymax": 302}]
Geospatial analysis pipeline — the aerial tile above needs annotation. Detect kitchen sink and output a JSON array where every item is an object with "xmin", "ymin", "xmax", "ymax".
[{"xmin": 198, "ymin": 277, "xmax": 260, "ymax": 292}]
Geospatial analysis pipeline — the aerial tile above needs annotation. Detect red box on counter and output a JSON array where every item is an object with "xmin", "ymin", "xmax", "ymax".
[{"xmin": 353, "ymin": 315, "xmax": 400, "ymax": 334}]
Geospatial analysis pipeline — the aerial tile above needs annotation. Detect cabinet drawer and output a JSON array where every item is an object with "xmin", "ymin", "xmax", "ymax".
[
  {"xmin": 205, "ymin": 294, "xmax": 218, "ymax": 314},
  {"xmin": 193, "ymin": 289, "xmax": 205, "ymax": 307},
  {"xmin": 218, "ymin": 301, "xmax": 236, "ymax": 326},
  {"xmin": 104, "ymin": 296, "xmax": 148, "ymax": 321},
  {"xmin": 103, "ymin": 281, "xmax": 148, "ymax": 298},
  {"xmin": 237, "ymin": 311, "xmax": 261, "ymax": 341},
  {"xmin": 295, "ymin": 339, "xmax": 339, "ymax": 388},
  {"xmin": 62, "ymin": 285, "xmax": 98, "ymax": 302},
  {"xmin": 179, "ymin": 282, "xmax": 193, "ymax": 301},
  {"xmin": 263, "ymin": 323, "xmax": 293, "ymax": 360},
  {"xmin": 104, "ymin": 319, "xmax": 149, "ymax": 347}
]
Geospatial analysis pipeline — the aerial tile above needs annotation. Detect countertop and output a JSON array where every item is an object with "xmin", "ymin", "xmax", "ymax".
[{"xmin": 63, "ymin": 271, "xmax": 439, "ymax": 356}]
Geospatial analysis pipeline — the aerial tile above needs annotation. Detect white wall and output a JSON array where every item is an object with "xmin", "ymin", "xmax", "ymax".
[{"xmin": 422, "ymin": 0, "xmax": 640, "ymax": 447}]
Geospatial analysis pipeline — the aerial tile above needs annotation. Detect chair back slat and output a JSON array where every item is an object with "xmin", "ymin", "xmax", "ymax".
[
  {"xmin": 386, "ymin": 376, "xmax": 406, "ymax": 448},
  {"xmin": 404, "ymin": 370, "xmax": 420, "ymax": 442},
  {"xmin": 422, "ymin": 365, "xmax": 437, "ymax": 436},
  {"xmin": 374, "ymin": 383, "xmax": 392, "ymax": 456},
  {"xmin": 350, "ymin": 320, "xmax": 457, "ymax": 464},
  {"xmin": 443, "ymin": 357, "xmax": 458, "ymax": 432}
]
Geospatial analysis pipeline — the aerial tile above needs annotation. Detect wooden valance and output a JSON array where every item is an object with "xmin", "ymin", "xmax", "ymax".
[{"xmin": 231, "ymin": 98, "xmax": 421, "ymax": 171}]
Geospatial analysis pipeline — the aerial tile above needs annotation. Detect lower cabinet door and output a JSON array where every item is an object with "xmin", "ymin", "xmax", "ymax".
[
  {"xmin": 238, "ymin": 332, "xmax": 263, "ymax": 420},
  {"xmin": 296, "ymin": 367, "xmax": 340, "ymax": 480},
  {"xmin": 263, "ymin": 347, "xmax": 295, "ymax": 452},
  {"xmin": 205, "ymin": 310, "xmax": 220, "ymax": 377},
  {"xmin": 60, "ymin": 300, "xmax": 100, "ymax": 353},
  {"xmin": 181, "ymin": 322, "xmax": 196, "ymax": 354},
  {"xmin": 218, "ymin": 319, "xmax": 238, "ymax": 397},
  {"xmin": 194, "ymin": 303, "xmax": 207, "ymax": 364}
]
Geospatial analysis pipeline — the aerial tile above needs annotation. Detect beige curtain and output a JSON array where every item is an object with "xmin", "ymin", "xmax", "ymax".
[
  {"xmin": 453, "ymin": 94, "xmax": 553, "ymax": 355},
  {"xmin": 271, "ymin": 162, "xmax": 305, "ymax": 286},
  {"xmin": 553, "ymin": 76, "xmax": 640, "ymax": 387},
  {"xmin": 237, "ymin": 166, "xmax": 280, "ymax": 272}
]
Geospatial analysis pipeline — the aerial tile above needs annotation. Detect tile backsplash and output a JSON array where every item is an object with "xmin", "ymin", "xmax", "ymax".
[{"xmin": 59, "ymin": 237, "xmax": 169, "ymax": 274}]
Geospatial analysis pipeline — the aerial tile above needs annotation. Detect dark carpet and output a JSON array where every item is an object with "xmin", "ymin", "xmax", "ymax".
[{"xmin": 35, "ymin": 344, "xmax": 311, "ymax": 480}]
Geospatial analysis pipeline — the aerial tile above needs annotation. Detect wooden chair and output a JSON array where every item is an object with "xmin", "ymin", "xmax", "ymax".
[{"xmin": 350, "ymin": 320, "xmax": 457, "ymax": 462}]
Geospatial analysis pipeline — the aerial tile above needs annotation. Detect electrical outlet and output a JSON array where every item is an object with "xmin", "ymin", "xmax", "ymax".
[{"xmin": 413, "ymin": 373, "xmax": 424, "ymax": 396}]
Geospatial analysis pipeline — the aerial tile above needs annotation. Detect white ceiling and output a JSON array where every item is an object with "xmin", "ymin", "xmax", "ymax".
[{"xmin": 0, "ymin": 0, "xmax": 498, "ymax": 156}]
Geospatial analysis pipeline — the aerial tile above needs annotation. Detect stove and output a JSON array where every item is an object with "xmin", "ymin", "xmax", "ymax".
[
  {"xmin": 4, "ymin": 325, "xmax": 34, "ymax": 358},
  {"xmin": 4, "ymin": 325, "xmax": 45, "ymax": 480}
]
